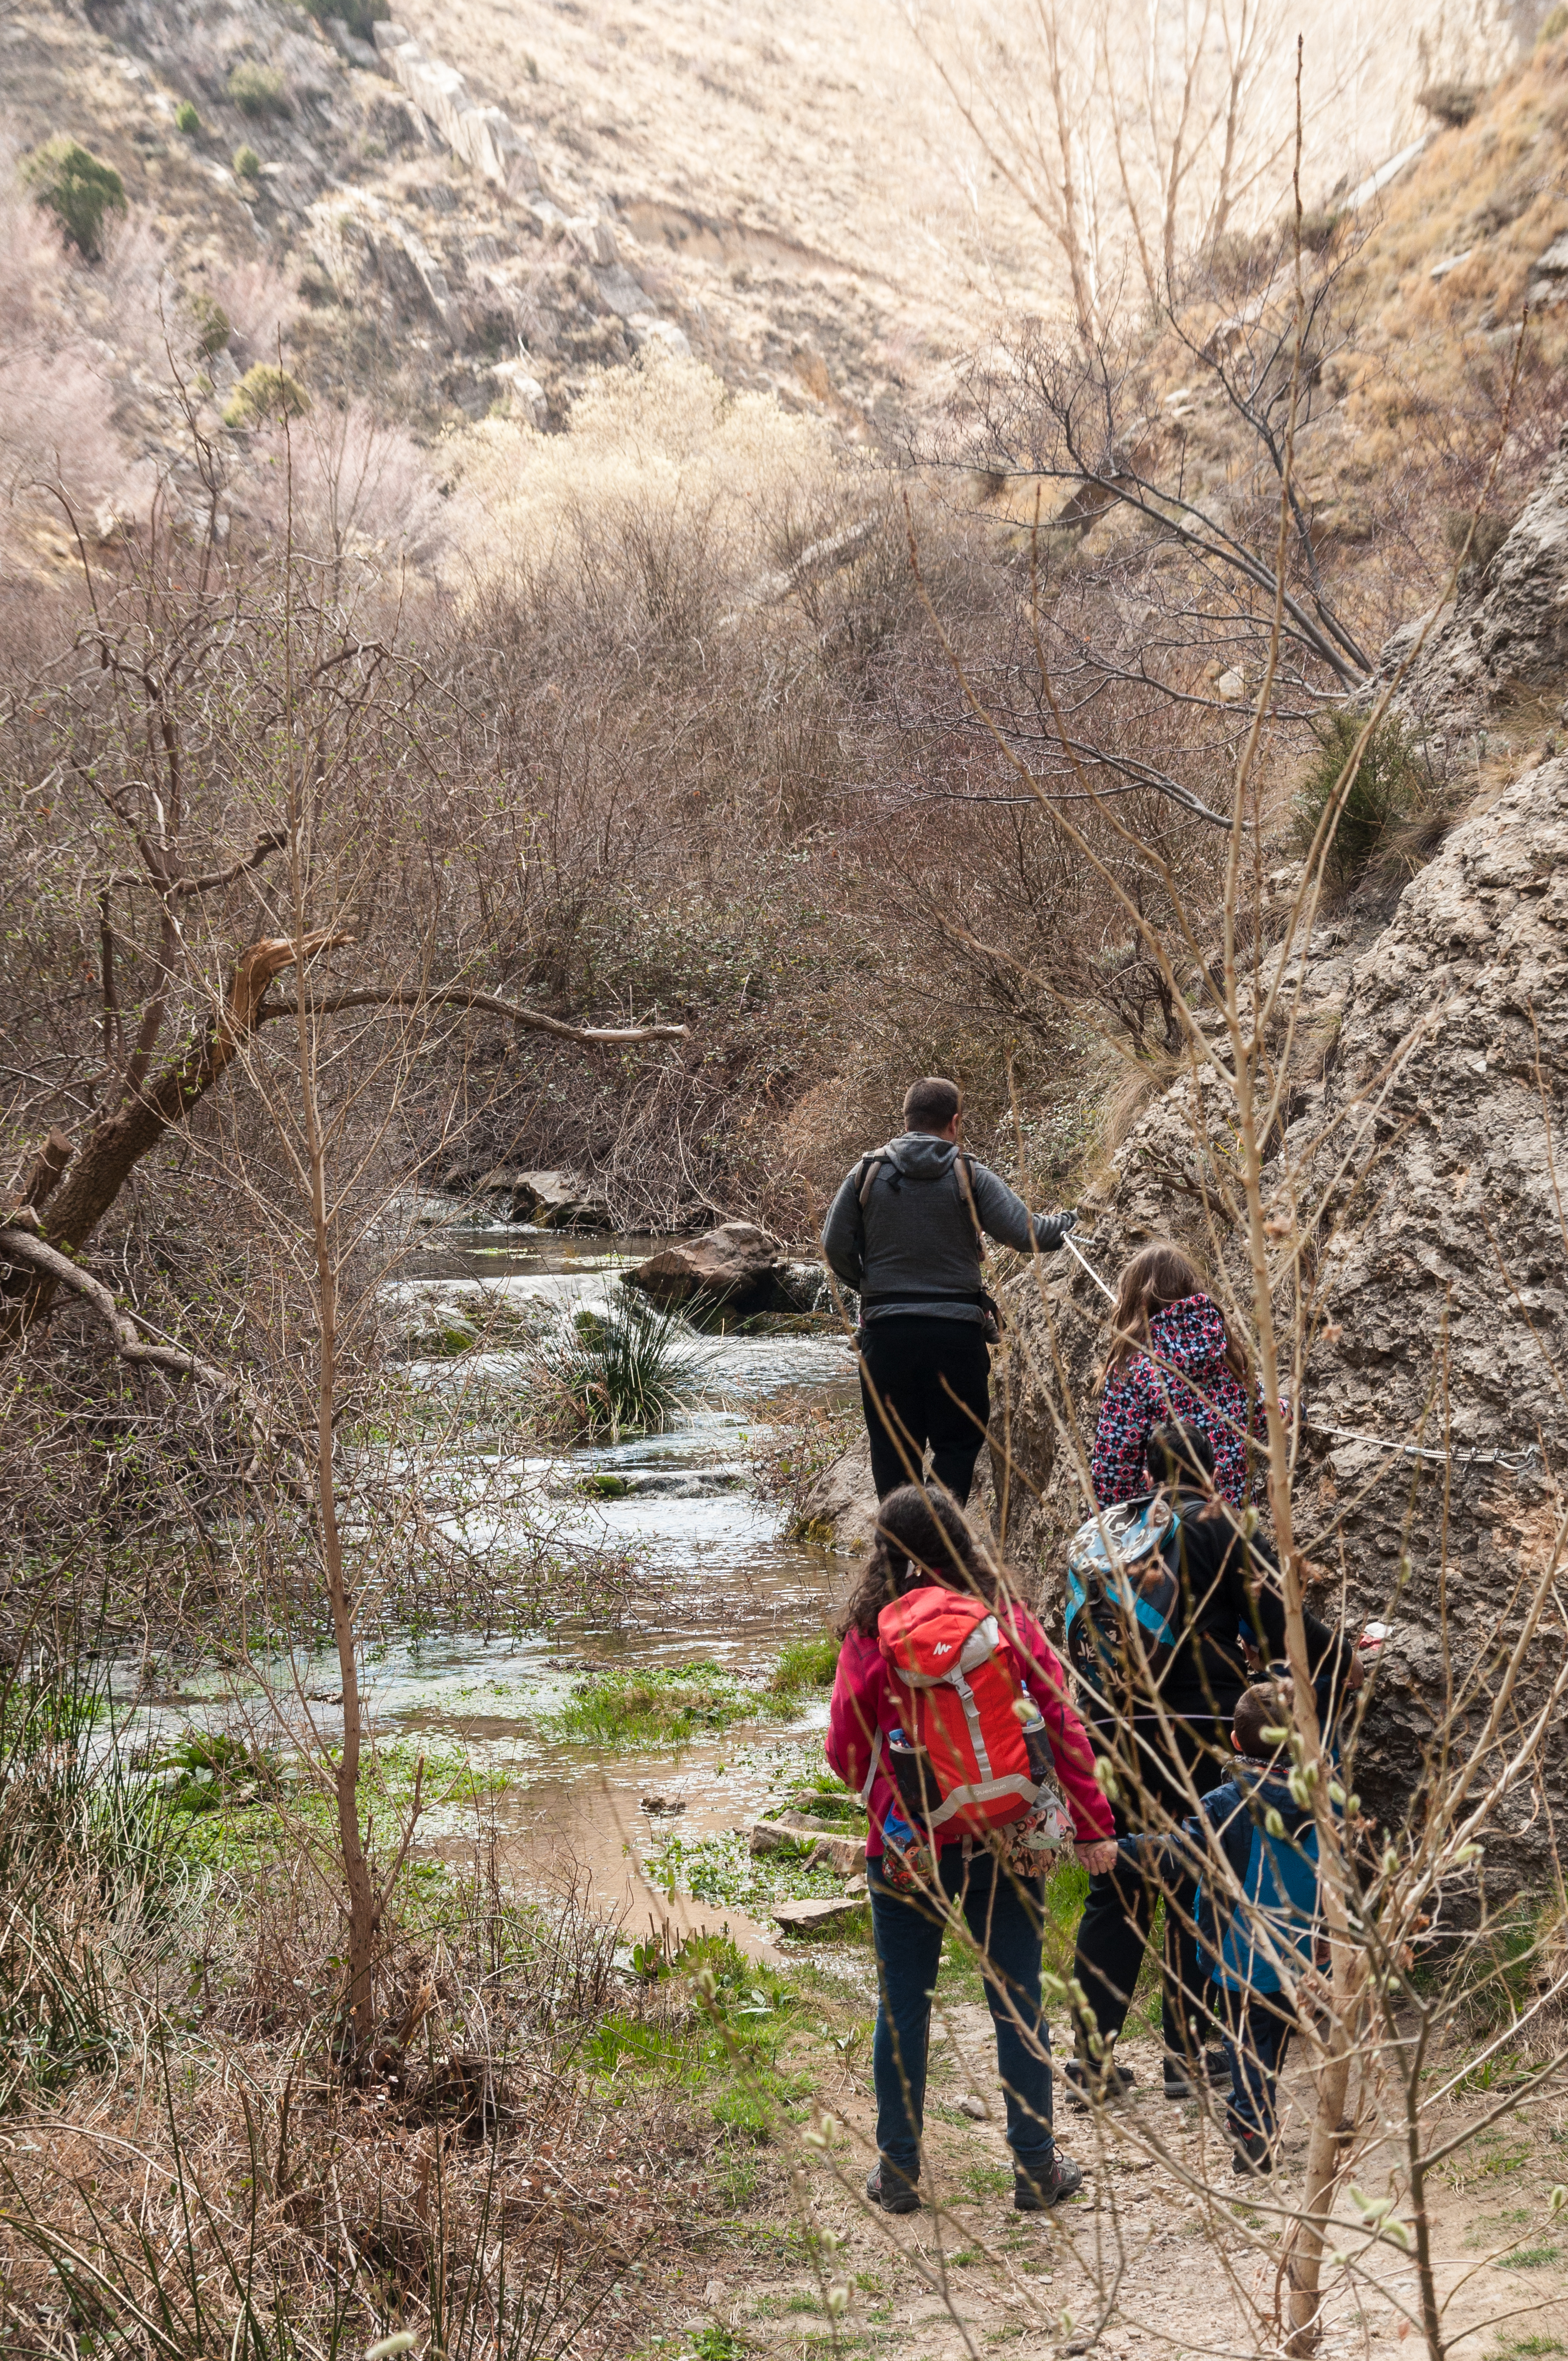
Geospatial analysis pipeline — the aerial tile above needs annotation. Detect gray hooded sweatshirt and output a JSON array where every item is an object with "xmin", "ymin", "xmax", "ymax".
[{"xmin": 820, "ymin": 1133, "xmax": 1070, "ymax": 1325}]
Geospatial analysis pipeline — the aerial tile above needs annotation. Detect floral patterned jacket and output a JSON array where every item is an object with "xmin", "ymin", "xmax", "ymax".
[{"xmin": 1090, "ymin": 1293, "xmax": 1279, "ymax": 1509}]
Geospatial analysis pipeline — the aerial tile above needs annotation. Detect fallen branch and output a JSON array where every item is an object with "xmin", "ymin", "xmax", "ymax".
[
  {"xmin": 0, "ymin": 1224, "xmax": 308, "ymax": 1496},
  {"xmin": 1, "ymin": 929, "xmax": 348, "ymax": 1325},
  {"xmin": 260, "ymin": 985, "xmax": 689, "ymax": 1045}
]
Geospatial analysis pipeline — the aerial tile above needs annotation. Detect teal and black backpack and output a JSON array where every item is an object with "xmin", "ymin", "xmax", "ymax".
[{"xmin": 1064, "ymin": 1492, "xmax": 1199, "ymax": 1707}]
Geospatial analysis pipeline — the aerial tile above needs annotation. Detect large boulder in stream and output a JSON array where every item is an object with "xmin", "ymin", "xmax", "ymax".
[{"xmin": 624, "ymin": 1221, "xmax": 792, "ymax": 1316}]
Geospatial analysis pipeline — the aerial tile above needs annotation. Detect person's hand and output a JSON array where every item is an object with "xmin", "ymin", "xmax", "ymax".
[
  {"xmin": 1042, "ymin": 1211, "xmax": 1078, "ymax": 1250},
  {"xmin": 1348, "ymin": 1624, "xmax": 1387, "ymax": 1693},
  {"xmin": 1075, "ymin": 1838, "xmax": 1118, "ymax": 1875}
]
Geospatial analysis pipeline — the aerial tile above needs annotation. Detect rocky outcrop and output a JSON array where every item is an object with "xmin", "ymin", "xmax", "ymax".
[
  {"xmin": 989, "ymin": 757, "xmax": 1567, "ymax": 1878},
  {"xmin": 470, "ymin": 1167, "xmax": 611, "ymax": 1228},
  {"xmin": 357, "ymin": 21, "xmax": 690, "ymax": 372},
  {"xmin": 794, "ymin": 1426, "xmax": 879, "ymax": 1553},
  {"xmin": 372, "ymin": 21, "xmax": 540, "ymax": 197},
  {"xmin": 625, "ymin": 1222, "xmax": 792, "ymax": 1317},
  {"xmin": 1380, "ymin": 420, "xmax": 1568, "ymax": 721}
]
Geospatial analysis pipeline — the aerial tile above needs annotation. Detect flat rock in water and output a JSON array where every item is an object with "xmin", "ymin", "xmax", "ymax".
[
  {"xmin": 749, "ymin": 1812, "xmax": 820, "ymax": 1856},
  {"xmin": 749, "ymin": 1811, "xmax": 865, "ymax": 1876},
  {"xmin": 514, "ymin": 1168, "xmax": 612, "ymax": 1230},
  {"xmin": 624, "ymin": 1221, "xmax": 790, "ymax": 1315},
  {"xmin": 770, "ymin": 1895, "xmax": 865, "ymax": 1934}
]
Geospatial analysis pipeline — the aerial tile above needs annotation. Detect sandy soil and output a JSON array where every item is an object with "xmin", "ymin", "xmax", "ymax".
[{"xmin": 677, "ymin": 2000, "xmax": 1568, "ymax": 2361}]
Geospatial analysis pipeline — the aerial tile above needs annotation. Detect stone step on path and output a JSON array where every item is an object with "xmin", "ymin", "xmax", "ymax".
[
  {"xmin": 750, "ymin": 1813, "xmax": 865, "ymax": 1879},
  {"xmin": 768, "ymin": 1890, "xmax": 866, "ymax": 1933}
]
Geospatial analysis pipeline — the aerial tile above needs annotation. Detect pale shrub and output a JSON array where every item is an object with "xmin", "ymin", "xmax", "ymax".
[
  {"xmin": 243, "ymin": 399, "xmax": 449, "ymax": 579},
  {"xmin": 445, "ymin": 345, "xmax": 867, "ymax": 637}
]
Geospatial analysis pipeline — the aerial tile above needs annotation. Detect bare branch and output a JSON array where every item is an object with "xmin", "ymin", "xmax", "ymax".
[
  {"xmin": 259, "ymin": 984, "xmax": 689, "ymax": 1046},
  {"xmin": 0, "ymin": 1223, "xmax": 306, "ymax": 1490}
]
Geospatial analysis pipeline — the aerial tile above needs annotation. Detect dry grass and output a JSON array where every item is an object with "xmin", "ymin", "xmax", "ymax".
[{"xmin": 0, "ymin": 1814, "xmax": 705, "ymax": 2360}]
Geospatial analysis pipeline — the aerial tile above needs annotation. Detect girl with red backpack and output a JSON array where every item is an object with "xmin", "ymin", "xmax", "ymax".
[{"xmin": 825, "ymin": 1486, "xmax": 1116, "ymax": 2215}]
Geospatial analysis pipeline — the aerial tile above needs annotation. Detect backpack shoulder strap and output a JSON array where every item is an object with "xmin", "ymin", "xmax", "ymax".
[
  {"xmin": 954, "ymin": 1152, "xmax": 986, "ymax": 1254},
  {"xmin": 857, "ymin": 1154, "xmax": 885, "ymax": 1210}
]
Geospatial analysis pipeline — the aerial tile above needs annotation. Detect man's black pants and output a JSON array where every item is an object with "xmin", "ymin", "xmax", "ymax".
[
  {"xmin": 1071, "ymin": 1719, "xmax": 1228, "ymax": 2064},
  {"xmin": 857, "ymin": 1315, "xmax": 991, "ymax": 1503}
]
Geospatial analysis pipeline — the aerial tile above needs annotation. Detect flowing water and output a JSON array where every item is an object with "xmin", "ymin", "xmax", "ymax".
[
  {"xmin": 383, "ymin": 1219, "xmax": 863, "ymax": 1957},
  {"xmin": 150, "ymin": 1216, "xmax": 863, "ymax": 1962}
]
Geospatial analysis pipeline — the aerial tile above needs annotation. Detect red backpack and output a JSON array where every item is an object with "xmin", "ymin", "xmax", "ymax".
[{"xmin": 875, "ymin": 1587, "xmax": 1042, "ymax": 1838}]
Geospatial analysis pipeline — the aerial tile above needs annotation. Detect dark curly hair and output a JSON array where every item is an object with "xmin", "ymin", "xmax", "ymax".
[{"xmin": 836, "ymin": 1485, "xmax": 1004, "ymax": 1639}]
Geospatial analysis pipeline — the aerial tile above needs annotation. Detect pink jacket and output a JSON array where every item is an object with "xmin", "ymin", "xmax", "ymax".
[{"xmin": 824, "ymin": 1601, "xmax": 1113, "ymax": 1858}]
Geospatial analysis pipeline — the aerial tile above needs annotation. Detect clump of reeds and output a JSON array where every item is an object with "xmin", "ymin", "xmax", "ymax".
[{"xmin": 527, "ymin": 1290, "xmax": 707, "ymax": 1442}]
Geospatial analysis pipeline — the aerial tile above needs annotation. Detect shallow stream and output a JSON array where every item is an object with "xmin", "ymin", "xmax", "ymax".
[{"xmin": 156, "ymin": 1217, "xmax": 863, "ymax": 1963}]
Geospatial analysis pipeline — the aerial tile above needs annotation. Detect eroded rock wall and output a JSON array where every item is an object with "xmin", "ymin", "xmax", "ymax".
[{"xmin": 995, "ymin": 755, "xmax": 1568, "ymax": 1874}]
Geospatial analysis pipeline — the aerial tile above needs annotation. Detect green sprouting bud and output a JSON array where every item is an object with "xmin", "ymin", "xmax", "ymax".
[{"xmin": 1265, "ymin": 1807, "xmax": 1286, "ymax": 1838}]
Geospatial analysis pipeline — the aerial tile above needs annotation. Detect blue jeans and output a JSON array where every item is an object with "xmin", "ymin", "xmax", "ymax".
[
  {"xmin": 868, "ymin": 1846, "xmax": 1054, "ymax": 2186},
  {"xmin": 1218, "ymin": 1985, "xmax": 1294, "ymax": 2142}
]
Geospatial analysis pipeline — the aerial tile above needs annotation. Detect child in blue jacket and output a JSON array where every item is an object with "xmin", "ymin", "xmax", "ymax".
[{"xmin": 1118, "ymin": 1681, "xmax": 1326, "ymax": 2173}]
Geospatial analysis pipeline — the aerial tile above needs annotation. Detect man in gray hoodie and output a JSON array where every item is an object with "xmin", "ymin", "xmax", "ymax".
[{"xmin": 821, "ymin": 1077, "xmax": 1075, "ymax": 1504}]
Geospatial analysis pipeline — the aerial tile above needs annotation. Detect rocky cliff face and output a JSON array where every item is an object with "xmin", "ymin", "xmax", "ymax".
[
  {"xmin": 992, "ymin": 747, "xmax": 1566, "ymax": 1868},
  {"xmin": 1380, "ymin": 421, "xmax": 1568, "ymax": 724}
]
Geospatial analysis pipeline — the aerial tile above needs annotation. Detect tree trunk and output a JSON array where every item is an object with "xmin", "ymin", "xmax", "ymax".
[{"xmin": 2, "ymin": 932, "xmax": 342, "ymax": 1330}]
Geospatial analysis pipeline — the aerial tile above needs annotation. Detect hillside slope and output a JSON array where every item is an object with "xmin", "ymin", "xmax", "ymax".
[{"xmin": 1, "ymin": 0, "xmax": 1554, "ymax": 454}]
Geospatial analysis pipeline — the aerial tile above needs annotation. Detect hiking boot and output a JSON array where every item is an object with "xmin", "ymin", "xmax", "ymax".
[
  {"xmin": 1014, "ymin": 2152, "xmax": 1086, "ymax": 2209},
  {"xmin": 1063, "ymin": 2059, "xmax": 1136, "ymax": 2111},
  {"xmin": 1164, "ymin": 2049, "xmax": 1231, "ymax": 2101},
  {"xmin": 1230, "ymin": 2126, "xmax": 1275, "ymax": 2176},
  {"xmin": 865, "ymin": 2161, "xmax": 921, "ymax": 2213}
]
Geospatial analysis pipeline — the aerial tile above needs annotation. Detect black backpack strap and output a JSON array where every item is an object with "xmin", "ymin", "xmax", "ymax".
[{"xmin": 954, "ymin": 1152, "xmax": 986, "ymax": 1256}]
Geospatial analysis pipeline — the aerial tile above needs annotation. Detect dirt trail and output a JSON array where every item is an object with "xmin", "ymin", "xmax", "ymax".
[{"xmin": 683, "ymin": 2008, "xmax": 1568, "ymax": 2360}]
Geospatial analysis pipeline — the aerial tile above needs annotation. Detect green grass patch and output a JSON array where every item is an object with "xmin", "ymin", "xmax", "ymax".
[
  {"xmin": 584, "ymin": 1936, "xmax": 810, "ymax": 2142},
  {"xmin": 647, "ymin": 1828, "xmax": 857, "ymax": 1918},
  {"xmin": 961, "ymin": 2162, "xmax": 1015, "ymax": 2201},
  {"xmin": 552, "ymin": 1661, "xmax": 760, "ymax": 1747},
  {"xmin": 767, "ymin": 1630, "xmax": 840, "ymax": 1698},
  {"xmin": 1497, "ymin": 2245, "xmax": 1561, "ymax": 2271}
]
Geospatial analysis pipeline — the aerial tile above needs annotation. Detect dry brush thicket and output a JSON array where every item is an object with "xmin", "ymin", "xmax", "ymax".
[{"xmin": 4, "ymin": 39, "xmax": 1568, "ymax": 2353}]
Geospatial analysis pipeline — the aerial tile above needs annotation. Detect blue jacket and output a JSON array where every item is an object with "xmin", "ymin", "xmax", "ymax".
[{"xmin": 1119, "ymin": 1760, "xmax": 1324, "ymax": 1995}]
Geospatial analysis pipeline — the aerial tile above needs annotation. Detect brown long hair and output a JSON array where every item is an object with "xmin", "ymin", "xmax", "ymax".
[
  {"xmin": 836, "ymin": 1486, "xmax": 1004, "ymax": 1639},
  {"xmin": 1101, "ymin": 1241, "xmax": 1249, "ymax": 1388}
]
